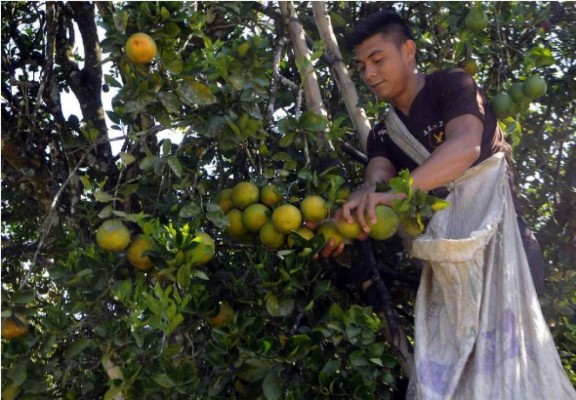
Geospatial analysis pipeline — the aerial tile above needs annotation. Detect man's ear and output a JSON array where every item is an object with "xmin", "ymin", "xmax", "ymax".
[{"xmin": 404, "ymin": 40, "xmax": 417, "ymax": 63}]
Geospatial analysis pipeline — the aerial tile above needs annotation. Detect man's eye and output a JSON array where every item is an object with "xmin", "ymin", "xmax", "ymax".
[{"xmin": 374, "ymin": 57, "xmax": 384, "ymax": 64}]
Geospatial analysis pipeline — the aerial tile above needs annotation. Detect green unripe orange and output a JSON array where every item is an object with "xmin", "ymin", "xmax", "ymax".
[
  {"xmin": 231, "ymin": 181, "xmax": 259, "ymax": 210},
  {"xmin": 271, "ymin": 204, "xmax": 302, "ymax": 233},
  {"xmin": 523, "ymin": 75, "xmax": 547, "ymax": 99},
  {"xmin": 259, "ymin": 221, "xmax": 286, "ymax": 249},
  {"xmin": 242, "ymin": 203, "xmax": 270, "ymax": 233},
  {"xmin": 367, "ymin": 205, "xmax": 399, "ymax": 240},
  {"xmin": 300, "ymin": 195, "xmax": 329, "ymax": 223}
]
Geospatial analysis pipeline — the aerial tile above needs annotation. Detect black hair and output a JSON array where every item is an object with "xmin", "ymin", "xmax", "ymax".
[{"xmin": 346, "ymin": 10, "xmax": 415, "ymax": 50}]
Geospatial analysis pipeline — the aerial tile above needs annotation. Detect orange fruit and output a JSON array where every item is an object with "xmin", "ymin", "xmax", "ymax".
[
  {"xmin": 2, "ymin": 317, "xmax": 29, "ymax": 340},
  {"xmin": 209, "ymin": 302, "xmax": 235, "ymax": 328},
  {"xmin": 462, "ymin": 60, "xmax": 479, "ymax": 75},
  {"xmin": 300, "ymin": 195, "xmax": 329, "ymax": 223},
  {"xmin": 226, "ymin": 208, "xmax": 248, "ymax": 238},
  {"xmin": 287, "ymin": 226, "xmax": 315, "ymax": 248},
  {"xmin": 125, "ymin": 32, "xmax": 157, "ymax": 64},
  {"xmin": 96, "ymin": 219, "xmax": 131, "ymax": 252},
  {"xmin": 316, "ymin": 220, "xmax": 344, "ymax": 247},
  {"xmin": 367, "ymin": 205, "xmax": 399, "ymax": 240},
  {"xmin": 242, "ymin": 203, "xmax": 270, "ymax": 233},
  {"xmin": 335, "ymin": 216, "xmax": 362, "ymax": 240},
  {"xmin": 259, "ymin": 221, "xmax": 286, "ymax": 249},
  {"xmin": 231, "ymin": 181, "xmax": 259, "ymax": 210},
  {"xmin": 491, "ymin": 93, "xmax": 515, "ymax": 120},
  {"xmin": 260, "ymin": 184, "xmax": 283, "ymax": 208},
  {"xmin": 523, "ymin": 75, "xmax": 547, "ymax": 99},
  {"xmin": 508, "ymin": 83, "xmax": 528, "ymax": 104},
  {"xmin": 217, "ymin": 188, "xmax": 234, "ymax": 213},
  {"xmin": 271, "ymin": 204, "xmax": 302, "ymax": 233},
  {"xmin": 187, "ymin": 232, "xmax": 215, "ymax": 266},
  {"xmin": 127, "ymin": 235, "xmax": 155, "ymax": 271}
]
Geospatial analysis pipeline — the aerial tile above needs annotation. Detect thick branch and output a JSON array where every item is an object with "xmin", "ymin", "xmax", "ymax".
[
  {"xmin": 352, "ymin": 240, "xmax": 415, "ymax": 377},
  {"xmin": 312, "ymin": 2, "xmax": 371, "ymax": 153},
  {"xmin": 278, "ymin": 1, "xmax": 333, "ymax": 151},
  {"xmin": 55, "ymin": 2, "xmax": 114, "ymax": 174}
]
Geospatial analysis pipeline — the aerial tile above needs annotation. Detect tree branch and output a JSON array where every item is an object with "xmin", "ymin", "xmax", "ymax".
[
  {"xmin": 352, "ymin": 239, "xmax": 415, "ymax": 378},
  {"xmin": 312, "ymin": 1, "xmax": 371, "ymax": 153},
  {"xmin": 278, "ymin": 1, "xmax": 333, "ymax": 151}
]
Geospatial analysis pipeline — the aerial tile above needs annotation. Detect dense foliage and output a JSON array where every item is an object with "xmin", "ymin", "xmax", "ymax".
[{"xmin": 2, "ymin": 2, "xmax": 574, "ymax": 399}]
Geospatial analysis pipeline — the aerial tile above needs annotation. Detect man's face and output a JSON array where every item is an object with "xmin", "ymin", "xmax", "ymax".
[{"xmin": 354, "ymin": 33, "xmax": 415, "ymax": 101}]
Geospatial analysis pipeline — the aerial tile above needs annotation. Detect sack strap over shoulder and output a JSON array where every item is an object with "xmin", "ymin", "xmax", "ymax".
[{"xmin": 384, "ymin": 107, "xmax": 430, "ymax": 166}]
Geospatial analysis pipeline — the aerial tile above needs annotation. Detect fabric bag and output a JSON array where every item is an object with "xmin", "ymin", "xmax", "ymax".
[
  {"xmin": 383, "ymin": 109, "xmax": 575, "ymax": 399},
  {"xmin": 406, "ymin": 154, "xmax": 575, "ymax": 399}
]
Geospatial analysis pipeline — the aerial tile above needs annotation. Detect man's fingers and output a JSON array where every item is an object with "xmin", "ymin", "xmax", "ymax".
[
  {"xmin": 318, "ymin": 237, "xmax": 336, "ymax": 258},
  {"xmin": 332, "ymin": 242, "xmax": 346, "ymax": 257}
]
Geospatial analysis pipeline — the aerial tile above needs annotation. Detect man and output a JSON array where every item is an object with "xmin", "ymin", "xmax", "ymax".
[{"xmin": 326, "ymin": 10, "xmax": 576, "ymax": 400}]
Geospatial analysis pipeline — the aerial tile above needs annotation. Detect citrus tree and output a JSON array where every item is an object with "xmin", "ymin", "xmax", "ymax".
[{"xmin": 2, "ymin": 2, "xmax": 575, "ymax": 399}]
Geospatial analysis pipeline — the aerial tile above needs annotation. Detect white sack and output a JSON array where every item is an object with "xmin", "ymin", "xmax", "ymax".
[{"xmin": 406, "ymin": 153, "xmax": 576, "ymax": 400}]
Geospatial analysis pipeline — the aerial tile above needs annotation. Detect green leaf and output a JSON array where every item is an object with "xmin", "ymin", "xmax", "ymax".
[
  {"xmin": 168, "ymin": 313, "xmax": 184, "ymax": 335},
  {"xmin": 277, "ymin": 116, "xmax": 298, "ymax": 135},
  {"xmin": 349, "ymin": 350, "xmax": 369, "ymax": 367},
  {"xmin": 524, "ymin": 46, "xmax": 555, "ymax": 69},
  {"xmin": 65, "ymin": 338, "xmax": 92, "ymax": 359},
  {"xmin": 113, "ymin": 10, "xmax": 128, "ymax": 34},
  {"xmin": 279, "ymin": 131, "xmax": 296, "ymax": 147},
  {"xmin": 104, "ymin": 74, "xmax": 123, "ymax": 88},
  {"xmin": 163, "ymin": 21, "xmax": 181, "ymax": 37},
  {"xmin": 262, "ymin": 370, "xmax": 282, "ymax": 400},
  {"xmin": 299, "ymin": 111, "xmax": 328, "ymax": 132},
  {"xmin": 177, "ymin": 263, "xmax": 191, "ymax": 290},
  {"xmin": 112, "ymin": 279, "xmax": 133, "ymax": 303},
  {"xmin": 266, "ymin": 295, "xmax": 294, "ymax": 317},
  {"xmin": 152, "ymin": 373, "xmax": 176, "ymax": 388},
  {"xmin": 7, "ymin": 362, "xmax": 27, "ymax": 386},
  {"xmin": 158, "ymin": 91, "xmax": 182, "ymax": 115},
  {"xmin": 176, "ymin": 79, "xmax": 217, "ymax": 106},
  {"xmin": 104, "ymin": 387, "xmax": 122, "ymax": 400},
  {"xmin": 236, "ymin": 359, "xmax": 275, "ymax": 382},
  {"xmin": 167, "ymin": 156, "xmax": 183, "ymax": 177},
  {"xmin": 12, "ymin": 289, "xmax": 36, "ymax": 304}
]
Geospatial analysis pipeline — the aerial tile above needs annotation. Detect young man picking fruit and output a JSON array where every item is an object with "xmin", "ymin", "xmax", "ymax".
[{"xmin": 325, "ymin": 10, "xmax": 575, "ymax": 400}]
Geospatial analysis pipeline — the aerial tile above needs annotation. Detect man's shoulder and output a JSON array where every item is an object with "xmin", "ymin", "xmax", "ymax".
[{"xmin": 426, "ymin": 68, "xmax": 471, "ymax": 83}]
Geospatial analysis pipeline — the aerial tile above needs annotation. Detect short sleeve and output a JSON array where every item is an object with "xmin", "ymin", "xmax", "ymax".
[
  {"xmin": 434, "ymin": 69, "xmax": 486, "ymax": 124},
  {"xmin": 366, "ymin": 121, "xmax": 392, "ymax": 160}
]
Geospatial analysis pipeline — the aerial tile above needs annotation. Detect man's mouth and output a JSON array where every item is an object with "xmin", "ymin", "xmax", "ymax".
[{"xmin": 371, "ymin": 81, "xmax": 385, "ymax": 90}]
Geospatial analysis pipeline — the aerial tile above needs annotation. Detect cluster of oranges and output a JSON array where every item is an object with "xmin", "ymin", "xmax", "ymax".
[
  {"xmin": 95, "ymin": 219, "xmax": 215, "ymax": 271},
  {"xmin": 217, "ymin": 181, "xmax": 400, "ymax": 252},
  {"xmin": 491, "ymin": 75, "xmax": 548, "ymax": 120}
]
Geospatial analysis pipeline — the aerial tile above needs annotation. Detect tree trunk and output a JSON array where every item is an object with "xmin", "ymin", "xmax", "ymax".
[
  {"xmin": 278, "ymin": 1, "xmax": 333, "ymax": 151},
  {"xmin": 312, "ymin": 2, "xmax": 371, "ymax": 154}
]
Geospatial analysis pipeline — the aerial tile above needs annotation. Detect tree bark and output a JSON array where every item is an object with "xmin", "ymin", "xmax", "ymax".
[
  {"xmin": 312, "ymin": 2, "xmax": 371, "ymax": 154},
  {"xmin": 278, "ymin": 1, "xmax": 333, "ymax": 151},
  {"xmin": 55, "ymin": 1, "xmax": 115, "ymax": 174}
]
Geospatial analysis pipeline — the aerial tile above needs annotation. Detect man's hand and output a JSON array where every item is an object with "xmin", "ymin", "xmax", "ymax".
[
  {"xmin": 303, "ymin": 220, "xmax": 347, "ymax": 259},
  {"xmin": 341, "ymin": 190, "xmax": 405, "ymax": 234}
]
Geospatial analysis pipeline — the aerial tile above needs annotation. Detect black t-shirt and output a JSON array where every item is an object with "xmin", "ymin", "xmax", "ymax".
[{"xmin": 366, "ymin": 68, "xmax": 505, "ymax": 172}]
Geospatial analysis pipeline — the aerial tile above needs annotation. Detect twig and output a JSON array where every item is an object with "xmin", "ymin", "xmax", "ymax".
[{"xmin": 20, "ymin": 140, "xmax": 99, "ymax": 290}]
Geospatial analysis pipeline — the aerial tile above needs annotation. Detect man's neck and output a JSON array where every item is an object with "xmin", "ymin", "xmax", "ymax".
[{"xmin": 392, "ymin": 72, "xmax": 425, "ymax": 116}]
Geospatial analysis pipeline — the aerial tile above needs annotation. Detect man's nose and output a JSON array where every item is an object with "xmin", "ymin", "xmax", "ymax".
[{"xmin": 363, "ymin": 64, "xmax": 376, "ymax": 82}]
